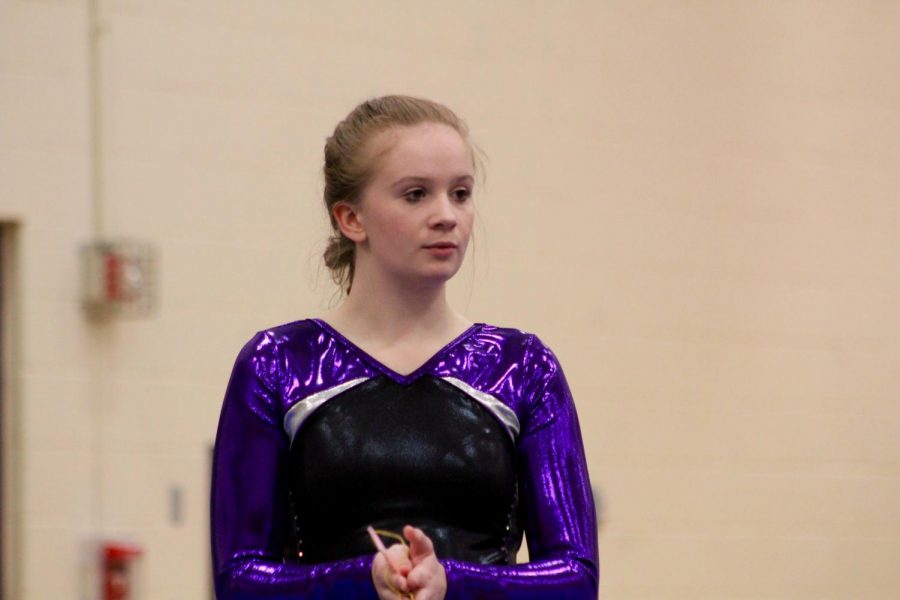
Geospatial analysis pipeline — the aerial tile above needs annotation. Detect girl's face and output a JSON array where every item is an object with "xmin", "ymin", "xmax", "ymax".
[{"xmin": 351, "ymin": 122, "xmax": 475, "ymax": 287}]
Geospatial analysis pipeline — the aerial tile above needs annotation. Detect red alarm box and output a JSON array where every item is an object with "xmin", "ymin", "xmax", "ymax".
[
  {"xmin": 81, "ymin": 240, "xmax": 157, "ymax": 317},
  {"xmin": 101, "ymin": 540, "xmax": 143, "ymax": 600}
]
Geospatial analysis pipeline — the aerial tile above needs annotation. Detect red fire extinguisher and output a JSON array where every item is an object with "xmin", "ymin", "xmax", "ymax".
[{"xmin": 102, "ymin": 541, "xmax": 142, "ymax": 600}]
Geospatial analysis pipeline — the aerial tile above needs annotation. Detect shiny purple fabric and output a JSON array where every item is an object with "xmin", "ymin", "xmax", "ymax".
[{"xmin": 211, "ymin": 319, "xmax": 598, "ymax": 599}]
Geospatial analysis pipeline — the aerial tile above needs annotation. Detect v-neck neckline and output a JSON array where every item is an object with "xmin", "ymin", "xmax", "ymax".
[{"xmin": 311, "ymin": 318, "xmax": 482, "ymax": 385}]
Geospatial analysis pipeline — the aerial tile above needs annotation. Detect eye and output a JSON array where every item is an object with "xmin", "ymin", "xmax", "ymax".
[
  {"xmin": 404, "ymin": 188, "xmax": 426, "ymax": 203},
  {"xmin": 453, "ymin": 188, "xmax": 472, "ymax": 202}
]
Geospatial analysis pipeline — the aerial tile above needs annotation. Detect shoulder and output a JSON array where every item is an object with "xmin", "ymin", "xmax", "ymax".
[
  {"xmin": 232, "ymin": 319, "xmax": 323, "ymax": 382},
  {"xmin": 249, "ymin": 318, "xmax": 321, "ymax": 344},
  {"xmin": 225, "ymin": 320, "xmax": 326, "ymax": 422},
  {"xmin": 468, "ymin": 323, "xmax": 570, "ymax": 432},
  {"xmin": 475, "ymin": 322, "xmax": 560, "ymax": 368},
  {"xmin": 236, "ymin": 318, "xmax": 323, "ymax": 358},
  {"xmin": 462, "ymin": 322, "xmax": 565, "ymax": 396}
]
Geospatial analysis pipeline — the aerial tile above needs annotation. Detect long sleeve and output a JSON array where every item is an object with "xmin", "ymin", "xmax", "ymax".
[
  {"xmin": 210, "ymin": 331, "xmax": 378, "ymax": 600},
  {"xmin": 441, "ymin": 336, "xmax": 599, "ymax": 599}
]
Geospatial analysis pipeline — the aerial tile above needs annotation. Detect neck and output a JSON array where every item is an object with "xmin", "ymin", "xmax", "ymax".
[{"xmin": 327, "ymin": 264, "xmax": 467, "ymax": 340}]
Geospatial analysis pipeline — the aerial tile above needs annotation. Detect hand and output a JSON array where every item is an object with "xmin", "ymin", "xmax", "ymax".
[
  {"xmin": 403, "ymin": 525, "xmax": 447, "ymax": 600},
  {"xmin": 372, "ymin": 541, "xmax": 412, "ymax": 600}
]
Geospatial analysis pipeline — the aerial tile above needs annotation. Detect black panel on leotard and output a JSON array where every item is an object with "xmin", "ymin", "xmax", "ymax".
[{"xmin": 285, "ymin": 375, "xmax": 521, "ymax": 565}]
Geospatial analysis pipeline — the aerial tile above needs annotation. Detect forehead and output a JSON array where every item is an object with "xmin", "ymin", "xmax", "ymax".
[{"xmin": 367, "ymin": 123, "xmax": 474, "ymax": 180}]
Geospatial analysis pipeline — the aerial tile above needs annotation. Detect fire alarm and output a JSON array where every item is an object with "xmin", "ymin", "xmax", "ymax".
[{"xmin": 81, "ymin": 239, "xmax": 158, "ymax": 317}]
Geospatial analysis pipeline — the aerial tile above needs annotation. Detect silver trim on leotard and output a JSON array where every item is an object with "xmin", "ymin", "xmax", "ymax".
[
  {"xmin": 441, "ymin": 376, "xmax": 520, "ymax": 441},
  {"xmin": 283, "ymin": 377, "xmax": 371, "ymax": 444},
  {"xmin": 283, "ymin": 375, "xmax": 519, "ymax": 445}
]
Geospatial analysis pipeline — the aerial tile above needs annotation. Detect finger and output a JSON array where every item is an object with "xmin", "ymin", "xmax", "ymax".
[
  {"xmin": 404, "ymin": 525, "xmax": 435, "ymax": 561},
  {"xmin": 372, "ymin": 551, "xmax": 408, "ymax": 582},
  {"xmin": 386, "ymin": 544, "xmax": 412, "ymax": 575},
  {"xmin": 407, "ymin": 558, "xmax": 444, "ymax": 588},
  {"xmin": 372, "ymin": 551, "xmax": 388, "ymax": 577},
  {"xmin": 408, "ymin": 573, "xmax": 446, "ymax": 600},
  {"xmin": 407, "ymin": 557, "xmax": 447, "ymax": 598},
  {"xmin": 371, "ymin": 554, "xmax": 399, "ymax": 599},
  {"xmin": 406, "ymin": 564, "xmax": 429, "ymax": 590},
  {"xmin": 391, "ymin": 572, "xmax": 409, "ymax": 594}
]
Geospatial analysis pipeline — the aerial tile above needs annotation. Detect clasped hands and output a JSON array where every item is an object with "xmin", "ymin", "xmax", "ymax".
[{"xmin": 371, "ymin": 525, "xmax": 447, "ymax": 600}]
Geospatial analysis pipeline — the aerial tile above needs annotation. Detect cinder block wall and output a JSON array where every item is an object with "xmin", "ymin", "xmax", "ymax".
[{"xmin": 1, "ymin": 1, "xmax": 898, "ymax": 598}]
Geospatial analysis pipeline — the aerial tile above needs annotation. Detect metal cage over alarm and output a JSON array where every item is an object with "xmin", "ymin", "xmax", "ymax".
[{"xmin": 81, "ymin": 239, "xmax": 158, "ymax": 318}]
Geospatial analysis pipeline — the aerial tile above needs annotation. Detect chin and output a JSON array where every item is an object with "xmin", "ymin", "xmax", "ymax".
[{"xmin": 409, "ymin": 267, "xmax": 462, "ymax": 286}]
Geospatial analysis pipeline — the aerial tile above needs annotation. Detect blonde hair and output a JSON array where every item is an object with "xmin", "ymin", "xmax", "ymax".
[{"xmin": 322, "ymin": 95, "xmax": 474, "ymax": 294}]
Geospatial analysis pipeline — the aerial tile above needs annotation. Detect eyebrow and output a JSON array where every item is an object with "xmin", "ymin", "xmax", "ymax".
[{"xmin": 390, "ymin": 175, "xmax": 475, "ymax": 189}]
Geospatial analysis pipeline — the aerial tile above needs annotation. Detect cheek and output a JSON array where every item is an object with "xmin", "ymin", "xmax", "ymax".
[
  {"xmin": 459, "ymin": 209, "xmax": 475, "ymax": 238},
  {"xmin": 368, "ymin": 213, "xmax": 415, "ymax": 249},
  {"xmin": 364, "ymin": 207, "xmax": 399, "ymax": 233},
  {"xmin": 381, "ymin": 218, "xmax": 415, "ymax": 241}
]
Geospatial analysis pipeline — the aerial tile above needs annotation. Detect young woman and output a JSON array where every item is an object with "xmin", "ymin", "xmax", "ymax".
[{"xmin": 211, "ymin": 96, "xmax": 598, "ymax": 599}]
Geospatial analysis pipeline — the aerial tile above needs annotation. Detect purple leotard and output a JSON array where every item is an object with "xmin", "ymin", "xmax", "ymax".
[{"xmin": 211, "ymin": 319, "xmax": 598, "ymax": 599}]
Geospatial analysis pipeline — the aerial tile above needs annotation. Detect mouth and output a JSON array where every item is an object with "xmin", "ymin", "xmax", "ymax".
[{"xmin": 424, "ymin": 242, "xmax": 458, "ymax": 249}]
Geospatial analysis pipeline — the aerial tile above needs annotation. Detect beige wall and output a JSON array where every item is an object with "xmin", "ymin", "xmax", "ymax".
[{"xmin": 2, "ymin": 1, "xmax": 899, "ymax": 598}]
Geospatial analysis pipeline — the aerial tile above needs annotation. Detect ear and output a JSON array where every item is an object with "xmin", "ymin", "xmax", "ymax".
[{"xmin": 332, "ymin": 201, "xmax": 367, "ymax": 243}]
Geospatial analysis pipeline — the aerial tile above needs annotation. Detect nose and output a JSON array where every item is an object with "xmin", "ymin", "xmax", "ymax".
[{"xmin": 429, "ymin": 193, "xmax": 458, "ymax": 230}]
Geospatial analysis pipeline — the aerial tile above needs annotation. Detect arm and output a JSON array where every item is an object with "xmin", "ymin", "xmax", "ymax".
[
  {"xmin": 210, "ymin": 331, "xmax": 378, "ymax": 600},
  {"xmin": 441, "ymin": 336, "xmax": 599, "ymax": 599}
]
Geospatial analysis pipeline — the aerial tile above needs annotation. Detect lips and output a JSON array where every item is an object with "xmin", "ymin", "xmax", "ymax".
[{"xmin": 424, "ymin": 242, "xmax": 458, "ymax": 249}]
